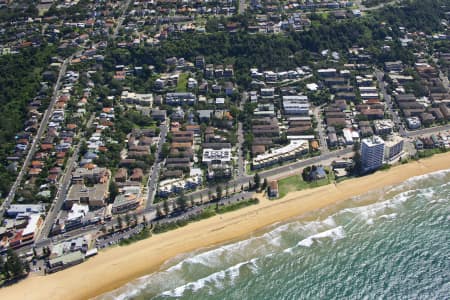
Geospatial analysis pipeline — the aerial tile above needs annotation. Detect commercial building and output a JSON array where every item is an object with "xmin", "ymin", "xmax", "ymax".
[
  {"xmin": 72, "ymin": 167, "xmax": 109, "ymax": 184},
  {"xmin": 6, "ymin": 204, "xmax": 45, "ymax": 218},
  {"xmin": 65, "ymin": 182, "xmax": 109, "ymax": 208},
  {"xmin": 112, "ymin": 186, "xmax": 141, "ymax": 214},
  {"xmin": 47, "ymin": 251, "xmax": 84, "ymax": 273},
  {"xmin": 361, "ymin": 136, "xmax": 385, "ymax": 173}
]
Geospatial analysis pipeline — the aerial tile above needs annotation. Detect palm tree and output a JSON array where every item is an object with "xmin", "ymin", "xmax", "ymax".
[
  {"xmin": 208, "ymin": 190, "xmax": 213, "ymax": 202},
  {"xmin": 117, "ymin": 215, "xmax": 123, "ymax": 229},
  {"xmin": 156, "ymin": 205, "xmax": 163, "ymax": 218},
  {"xmin": 216, "ymin": 185, "xmax": 223, "ymax": 200},
  {"xmin": 163, "ymin": 199, "xmax": 170, "ymax": 216},
  {"xmin": 125, "ymin": 214, "xmax": 131, "ymax": 227},
  {"xmin": 142, "ymin": 215, "xmax": 147, "ymax": 226}
]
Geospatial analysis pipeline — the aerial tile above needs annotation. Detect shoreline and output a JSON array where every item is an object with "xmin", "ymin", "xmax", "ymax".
[{"xmin": 1, "ymin": 152, "xmax": 450, "ymax": 300}]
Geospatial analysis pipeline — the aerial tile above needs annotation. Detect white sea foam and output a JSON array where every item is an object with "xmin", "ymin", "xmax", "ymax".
[
  {"xmin": 342, "ymin": 188, "xmax": 416, "ymax": 223},
  {"xmin": 98, "ymin": 169, "xmax": 450, "ymax": 300},
  {"xmin": 298, "ymin": 226, "xmax": 345, "ymax": 246},
  {"xmin": 283, "ymin": 226, "xmax": 346, "ymax": 253},
  {"xmin": 385, "ymin": 168, "xmax": 450, "ymax": 193},
  {"xmin": 378, "ymin": 213, "xmax": 398, "ymax": 220},
  {"xmin": 161, "ymin": 259, "xmax": 258, "ymax": 297}
]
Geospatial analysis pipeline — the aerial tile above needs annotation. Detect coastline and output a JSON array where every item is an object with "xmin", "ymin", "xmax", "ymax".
[{"xmin": 1, "ymin": 152, "xmax": 450, "ymax": 300}]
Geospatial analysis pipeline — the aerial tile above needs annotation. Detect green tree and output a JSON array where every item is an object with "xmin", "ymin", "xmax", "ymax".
[
  {"xmin": 156, "ymin": 205, "xmax": 163, "ymax": 218},
  {"xmin": 125, "ymin": 214, "xmax": 131, "ymax": 227},
  {"xmin": 176, "ymin": 193, "xmax": 188, "ymax": 212},
  {"xmin": 4, "ymin": 249, "xmax": 26, "ymax": 279},
  {"xmin": 216, "ymin": 185, "xmax": 223, "ymax": 200},
  {"xmin": 108, "ymin": 181, "xmax": 119, "ymax": 203},
  {"xmin": 254, "ymin": 173, "xmax": 261, "ymax": 190},
  {"xmin": 117, "ymin": 215, "xmax": 123, "ymax": 229},
  {"xmin": 163, "ymin": 199, "xmax": 170, "ymax": 216},
  {"xmin": 208, "ymin": 190, "xmax": 213, "ymax": 202},
  {"xmin": 262, "ymin": 178, "xmax": 268, "ymax": 190},
  {"xmin": 225, "ymin": 182, "xmax": 230, "ymax": 197},
  {"xmin": 352, "ymin": 142, "xmax": 362, "ymax": 175},
  {"xmin": 161, "ymin": 143, "xmax": 170, "ymax": 158}
]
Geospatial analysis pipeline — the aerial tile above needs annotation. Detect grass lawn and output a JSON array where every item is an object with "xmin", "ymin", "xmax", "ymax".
[
  {"xmin": 277, "ymin": 169, "xmax": 334, "ymax": 199},
  {"xmin": 176, "ymin": 73, "xmax": 189, "ymax": 92}
]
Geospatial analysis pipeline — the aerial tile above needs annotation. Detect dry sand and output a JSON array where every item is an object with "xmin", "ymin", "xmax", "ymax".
[{"xmin": 2, "ymin": 152, "xmax": 450, "ymax": 300}]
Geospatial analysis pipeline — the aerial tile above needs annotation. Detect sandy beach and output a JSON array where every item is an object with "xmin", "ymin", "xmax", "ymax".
[{"xmin": 1, "ymin": 152, "xmax": 450, "ymax": 300}]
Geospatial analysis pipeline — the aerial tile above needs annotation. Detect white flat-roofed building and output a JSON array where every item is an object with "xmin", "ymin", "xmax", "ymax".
[
  {"xmin": 283, "ymin": 95, "xmax": 309, "ymax": 115},
  {"xmin": 343, "ymin": 128, "xmax": 358, "ymax": 145},
  {"xmin": 252, "ymin": 140, "xmax": 309, "ymax": 169},
  {"xmin": 374, "ymin": 119, "xmax": 395, "ymax": 135},
  {"xmin": 202, "ymin": 148, "xmax": 231, "ymax": 164},
  {"xmin": 287, "ymin": 135, "xmax": 316, "ymax": 140},
  {"xmin": 317, "ymin": 68, "xmax": 337, "ymax": 77},
  {"xmin": 358, "ymin": 86, "xmax": 378, "ymax": 93},
  {"xmin": 361, "ymin": 93, "xmax": 380, "ymax": 100},
  {"xmin": 406, "ymin": 117, "xmax": 421, "ymax": 129},
  {"xmin": 165, "ymin": 92, "xmax": 196, "ymax": 106},
  {"xmin": 361, "ymin": 136, "xmax": 385, "ymax": 173},
  {"xmin": 67, "ymin": 203, "xmax": 89, "ymax": 222},
  {"xmin": 6, "ymin": 204, "xmax": 45, "ymax": 218},
  {"xmin": 22, "ymin": 214, "xmax": 42, "ymax": 242},
  {"xmin": 260, "ymin": 87, "xmax": 275, "ymax": 97},
  {"xmin": 121, "ymin": 91, "xmax": 153, "ymax": 107},
  {"xmin": 384, "ymin": 135, "xmax": 404, "ymax": 161}
]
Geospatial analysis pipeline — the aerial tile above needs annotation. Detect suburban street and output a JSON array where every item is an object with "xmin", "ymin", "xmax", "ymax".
[
  {"xmin": 0, "ymin": 58, "xmax": 69, "ymax": 223},
  {"xmin": 112, "ymin": 0, "xmax": 133, "ymax": 39},
  {"xmin": 145, "ymin": 122, "xmax": 169, "ymax": 209},
  {"xmin": 238, "ymin": 0, "xmax": 247, "ymax": 14},
  {"xmin": 236, "ymin": 91, "xmax": 247, "ymax": 177},
  {"xmin": 36, "ymin": 115, "xmax": 95, "ymax": 242},
  {"xmin": 375, "ymin": 69, "xmax": 407, "ymax": 136},
  {"xmin": 313, "ymin": 105, "xmax": 329, "ymax": 154},
  {"xmin": 405, "ymin": 124, "xmax": 450, "ymax": 138}
]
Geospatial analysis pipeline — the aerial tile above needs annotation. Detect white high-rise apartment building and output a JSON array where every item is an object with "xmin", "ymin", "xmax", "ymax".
[{"xmin": 361, "ymin": 136, "xmax": 385, "ymax": 173}]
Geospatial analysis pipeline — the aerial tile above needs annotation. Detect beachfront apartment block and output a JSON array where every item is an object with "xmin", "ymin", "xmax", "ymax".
[
  {"xmin": 361, "ymin": 136, "xmax": 385, "ymax": 173},
  {"xmin": 384, "ymin": 135, "xmax": 404, "ymax": 161},
  {"xmin": 252, "ymin": 140, "xmax": 309, "ymax": 169},
  {"xmin": 157, "ymin": 168, "xmax": 203, "ymax": 197}
]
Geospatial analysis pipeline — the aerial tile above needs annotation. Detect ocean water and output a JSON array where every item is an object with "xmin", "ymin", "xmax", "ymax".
[{"xmin": 98, "ymin": 169, "xmax": 450, "ymax": 300}]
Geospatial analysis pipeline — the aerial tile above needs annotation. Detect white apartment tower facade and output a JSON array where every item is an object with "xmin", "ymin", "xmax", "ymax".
[{"xmin": 361, "ymin": 136, "xmax": 385, "ymax": 173}]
